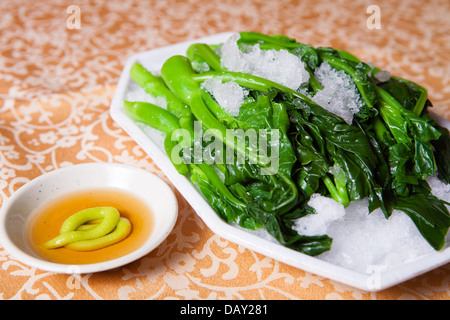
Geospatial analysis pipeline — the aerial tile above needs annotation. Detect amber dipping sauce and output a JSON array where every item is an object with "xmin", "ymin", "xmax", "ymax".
[{"xmin": 27, "ymin": 188, "xmax": 153, "ymax": 265}]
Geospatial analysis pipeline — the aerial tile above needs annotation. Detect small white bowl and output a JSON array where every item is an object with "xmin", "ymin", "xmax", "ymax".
[{"xmin": 0, "ymin": 162, "xmax": 178, "ymax": 274}]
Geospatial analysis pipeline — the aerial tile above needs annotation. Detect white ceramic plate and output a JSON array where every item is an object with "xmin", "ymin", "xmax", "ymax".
[
  {"xmin": 109, "ymin": 32, "xmax": 450, "ymax": 291},
  {"xmin": 0, "ymin": 162, "xmax": 178, "ymax": 274}
]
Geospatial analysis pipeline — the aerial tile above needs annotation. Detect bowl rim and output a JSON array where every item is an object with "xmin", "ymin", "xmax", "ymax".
[{"xmin": 0, "ymin": 162, "xmax": 178, "ymax": 274}]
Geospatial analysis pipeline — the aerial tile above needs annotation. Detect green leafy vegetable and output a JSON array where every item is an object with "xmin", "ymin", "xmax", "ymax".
[{"xmin": 124, "ymin": 32, "xmax": 450, "ymax": 254}]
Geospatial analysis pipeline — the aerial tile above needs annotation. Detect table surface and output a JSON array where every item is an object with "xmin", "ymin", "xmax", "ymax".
[{"xmin": 1, "ymin": 0, "xmax": 449, "ymax": 300}]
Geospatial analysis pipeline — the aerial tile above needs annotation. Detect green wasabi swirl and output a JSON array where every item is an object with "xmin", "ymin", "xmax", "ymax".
[{"xmin": 41, "ymin": 207, "xmax": 131, "ymax": 251}]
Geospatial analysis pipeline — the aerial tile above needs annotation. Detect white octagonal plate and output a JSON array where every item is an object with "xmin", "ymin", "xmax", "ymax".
[{"xmin": 110, "ymin": 32, "xmax": 450, "ymax": 291}]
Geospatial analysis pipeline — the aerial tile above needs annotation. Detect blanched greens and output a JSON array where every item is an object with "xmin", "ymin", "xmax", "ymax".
[{"xmin": 125, "ymin": 32, "xmax": 450, "ymax": 254}]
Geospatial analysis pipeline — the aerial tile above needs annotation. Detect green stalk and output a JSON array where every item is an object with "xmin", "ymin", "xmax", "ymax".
[
  {"xmin": 322, "ymin": 175, "xmax": 350, "ymax": 207},
  {"xmin": 375, "ymin": 86, "xmax": 405, "ymax": 112},
  {"xmin": 390, "ymin": 76, "xmax": 428, "ymax": 116},
  {"xmin": 123, "ymin": 100, "xmax": 189, "ymax": 175},
  {"xmin": 336, "ymin": 49, "xmax": 361, "ymax": 63},
  {"xmin": 130, "ymin": 62, "xmax": 185, "ymax": 116},
  {"xmin": 272, "ymin": 174, "xmax": 299, "ymax": 212},
  {"xmin": 123, "ymin": 100, "xmax": 180, "ymax": 135},
  {"xmin": 130, "ymin": 62, "xmax": 195, "ymax": 136},
  {"xmin": 192, "ymin": 70, "xmax": 318, "ymax": 107},
  {"xmin": 238, "ymin": 32, "xmax": 299, "ymax": 49},
  {"xmin": 187, "ymin": 43, "xmax": 222, "ymax": 71},
  {"xmin": 196, "ymin": 163, "xmax": 246, "ymax": 208},
  {"xmin": 373, "ymin": 116, "xmax": 395, "ymax": 147}
]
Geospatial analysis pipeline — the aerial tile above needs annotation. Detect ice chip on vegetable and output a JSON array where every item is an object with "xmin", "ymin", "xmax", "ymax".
[
  {"xmin": 311, "ymin": 61, "xmax": 362, "ymax": 124},
  {"xmin": 201, "ymin": 78, "xmax": 248, "ymax": 116},
  {"xmin": 220, "ymin": 33, "xmax": 310, "ymax": 91}
]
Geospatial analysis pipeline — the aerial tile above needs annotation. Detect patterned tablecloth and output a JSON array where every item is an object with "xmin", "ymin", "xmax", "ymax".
[{"xmin": 1, "ymin": 0, "xmax": 449, "ymax": 300}]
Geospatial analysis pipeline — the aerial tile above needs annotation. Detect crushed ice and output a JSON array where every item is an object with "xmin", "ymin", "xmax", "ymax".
[
  {"xmin": 311, "ymin": 61, "xmax": 363, "ymax": 125},
  {"xmin": 220, "ymin": 33, "xmax": 310, "ymax": 91}
]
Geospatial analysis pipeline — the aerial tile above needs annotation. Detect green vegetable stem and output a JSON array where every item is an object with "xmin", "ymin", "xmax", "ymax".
[
  {"xmin": 130, "ymin": 62, "xmax": 195, "ymax": 137},
  {"xmin": 123, "ymin": 100, "xmax": 189, "ymax": 175}
]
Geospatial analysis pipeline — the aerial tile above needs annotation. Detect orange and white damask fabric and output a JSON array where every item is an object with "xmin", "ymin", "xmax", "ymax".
[{"xmin": 0, "ymin": 0, "xmax": 449, "ymax": 300}]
